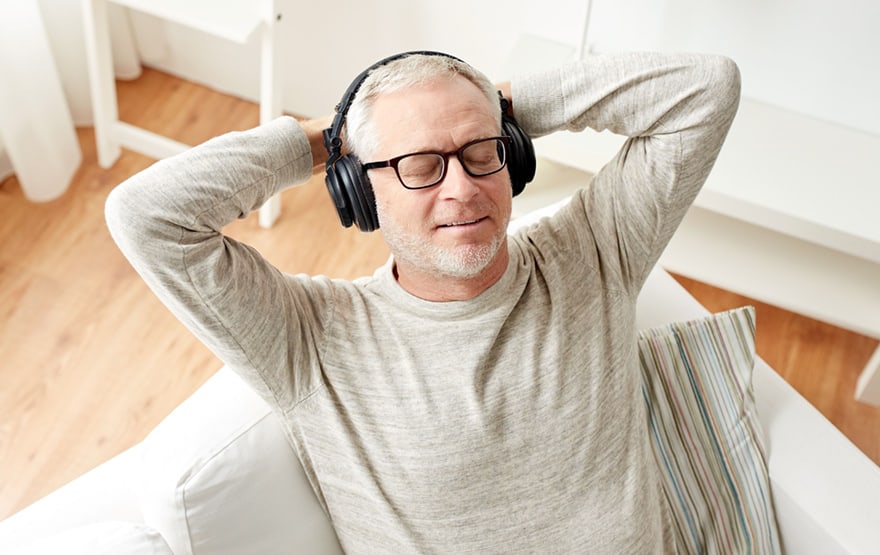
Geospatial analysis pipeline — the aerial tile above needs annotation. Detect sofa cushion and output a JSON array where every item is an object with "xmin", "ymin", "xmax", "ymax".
[
  {"xmin": 11, "ymin": 521, "xmax": 172, "ymax": 555},
  {"xmin": 639, "ymin": 306, "xmax": 781, "ymax": 554},
  {"xmin": 136, "ymin": 368, "xmax": 343, "ymax": 555}
]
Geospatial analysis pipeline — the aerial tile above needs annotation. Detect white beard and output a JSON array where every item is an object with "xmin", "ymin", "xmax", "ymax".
[{"xmin": 377, "ymin": 201, "xmax": 506, "ymax": 279}]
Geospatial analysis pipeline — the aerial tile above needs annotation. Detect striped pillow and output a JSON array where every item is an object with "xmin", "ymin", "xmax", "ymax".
[{"xmin": 638, "ymin": 307, "xmax": 781, "ymax": 554}]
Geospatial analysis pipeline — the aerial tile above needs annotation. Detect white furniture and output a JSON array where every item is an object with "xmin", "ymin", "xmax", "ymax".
[
  {"xmin": 0, "ymin": 0, "xmax": 81, "ymax": 202},
  {"xmin": 81, "ymin": 0, "xmax": 283, "ymax": 227},
  {"xmin": 1, "ymin": 198, "xmax": 879, "ymax": 553},
  {"xmin": 534, "ymin": 96, "xmax": 880, "ymax": 405}
]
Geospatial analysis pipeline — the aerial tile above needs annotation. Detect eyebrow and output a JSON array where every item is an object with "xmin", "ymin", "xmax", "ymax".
[{"xmin": 393, "ymin": 134, "xmax": 500, "ymax": 156}]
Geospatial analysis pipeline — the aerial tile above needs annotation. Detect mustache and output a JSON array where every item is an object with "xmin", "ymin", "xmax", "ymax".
[{"xmin": 432, "ymin": 200, "xmax": 498, "ymax": 228}]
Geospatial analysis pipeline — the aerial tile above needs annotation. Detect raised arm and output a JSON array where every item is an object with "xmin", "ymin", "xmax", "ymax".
[
  {"xmin": 105, "ymin": 115, "xmax": 331, "ymax": 405},
  {"xmin": 511, "ymin": 52, "xmax": 741, "ymax": 290}
]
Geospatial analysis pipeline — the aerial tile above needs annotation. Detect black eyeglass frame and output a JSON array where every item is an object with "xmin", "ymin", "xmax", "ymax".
[{"xmin": 362, "ymin": 136, "xmax": 511, "ymax": 190}]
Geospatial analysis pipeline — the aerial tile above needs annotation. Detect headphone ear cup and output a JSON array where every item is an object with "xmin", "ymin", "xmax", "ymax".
[
  {"xmin": 325, "ymin": 162, "xmax": 356, "ymax": 229},
  {"xmin": 330, "ymin": 154, "xmax": 380, "ymax": 232},
  {"xmin": 501, "ymin": 114, "xmax": 536, "ymax": 197}
]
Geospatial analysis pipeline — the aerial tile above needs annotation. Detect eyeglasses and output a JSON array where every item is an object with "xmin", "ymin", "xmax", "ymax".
[{"xmin": 362, "ymin": 136, "xmax": 511, "ymax": 190}]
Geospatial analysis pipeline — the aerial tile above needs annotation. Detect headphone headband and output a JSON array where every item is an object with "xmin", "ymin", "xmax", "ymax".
[
  {"xmin": 324, "ymin": 51, "xmax": 464, "ymax": 165},
  {"xmin": 323, "ymin": 51, "xmax": 535, "ymax": 232}
]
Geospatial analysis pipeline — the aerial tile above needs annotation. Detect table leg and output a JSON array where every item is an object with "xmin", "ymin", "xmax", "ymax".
[{"xmin": 855, "ymin": 344, "xmax": 880, "ymax": 406}]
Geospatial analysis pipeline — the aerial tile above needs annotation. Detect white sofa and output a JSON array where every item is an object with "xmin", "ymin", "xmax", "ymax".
[{"xmin": 2, "ymin": 203, "xmax": 880, "ymax": 554}]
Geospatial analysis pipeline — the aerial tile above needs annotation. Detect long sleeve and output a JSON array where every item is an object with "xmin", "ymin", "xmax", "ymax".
[
  {"xmin": 512, "ymin": 52, "xmax": 741, "ymax": 292},
  {"xmin": 105, "ymin": 116, "xmax": 325, "ymax": 406}
]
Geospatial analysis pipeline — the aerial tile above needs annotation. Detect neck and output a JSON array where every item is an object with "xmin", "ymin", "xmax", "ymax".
[{"xmin": 394, "ymin": 248, "xmax": 509, "ymax": 302}]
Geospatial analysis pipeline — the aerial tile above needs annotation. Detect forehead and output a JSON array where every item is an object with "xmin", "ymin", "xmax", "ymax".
[{"xmin": 369, "ymin": 76, "xmax": 499, "ymax": 157}]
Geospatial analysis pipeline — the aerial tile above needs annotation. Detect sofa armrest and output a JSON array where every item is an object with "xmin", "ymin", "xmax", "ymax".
[
  {"xmin": 754, "ymin": 359, "xmax": 880, "ymax": 554},
  {"xmin": 137, "ymin": 367, "xmax": 343, "ymax": 555},
  {"xmin": 0, "ymin": 447, "xmax": 145, "ymax": 552}
]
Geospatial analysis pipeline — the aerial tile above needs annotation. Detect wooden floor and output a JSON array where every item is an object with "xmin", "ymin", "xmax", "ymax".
[{"xmin": 1, "ymin": 68, "xmax": 878, "ymax": 520}]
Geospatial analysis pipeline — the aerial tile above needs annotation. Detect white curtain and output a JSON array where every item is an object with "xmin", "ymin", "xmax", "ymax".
[
  {"xmin": 0, "ymin": 0, "xmax": 142, "ymax": 200},
  {"xmin": 0, "ymin": 0, "xmax": 81, "ymax": 201}
]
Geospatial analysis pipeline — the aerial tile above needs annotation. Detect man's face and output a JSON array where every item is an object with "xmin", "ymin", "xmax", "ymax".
[{"xmin": 366, "ymin": 76, "xmax": 512, "ymax": 289}]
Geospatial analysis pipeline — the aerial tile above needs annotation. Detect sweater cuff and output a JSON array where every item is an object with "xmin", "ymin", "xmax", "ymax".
[{"xmin": 262, "ymin": 115, "xmax": 316, "ymax": 192}]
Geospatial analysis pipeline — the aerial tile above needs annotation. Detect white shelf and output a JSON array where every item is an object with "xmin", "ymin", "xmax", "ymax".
[
  {"xmin": 661, "ymin": 207, "xmax": 880, "ymax": 339},
  {"xmin": 534, "ymin": 96, "xmax": 880, "ymax": 265},
  {"xmin": 522, "ymin": 157, "xmax": 880, "ymax": 338},
  {"xmin": 703, "ymin": 98, "xmax": 880, "ymax": 265},
  {"xmin": 111, "ymin": 0, "xmax": 266, "ymax": 44}
]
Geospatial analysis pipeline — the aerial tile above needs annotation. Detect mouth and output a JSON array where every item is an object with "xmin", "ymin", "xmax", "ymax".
[{"xmin": 438, "ymin": 216, "xmax": 487, "ymax": 228}]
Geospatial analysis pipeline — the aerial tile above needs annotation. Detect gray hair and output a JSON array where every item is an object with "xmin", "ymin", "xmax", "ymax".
[{"xmin": 345, "ymin": 54, "xmax": 501, "ymax": 161}]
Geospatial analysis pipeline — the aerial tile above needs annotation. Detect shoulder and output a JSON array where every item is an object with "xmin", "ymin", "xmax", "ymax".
[{"xmin": 509, "ymin": 192, "xmax": 590, "ymax": 244}]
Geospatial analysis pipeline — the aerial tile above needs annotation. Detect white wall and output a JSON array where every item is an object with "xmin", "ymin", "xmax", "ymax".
[
  {"xmin": 587, "ymin": 0, "xmax": 880, "ymax": 136},
  {"xmin": 38, "ymin": 0, "xmax": 880, "ymax": 136}
]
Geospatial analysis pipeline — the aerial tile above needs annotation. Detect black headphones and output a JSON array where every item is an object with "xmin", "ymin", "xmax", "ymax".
[{"xmin": 323, "ymin": 51, "xmax": 536, "ymax": 232}]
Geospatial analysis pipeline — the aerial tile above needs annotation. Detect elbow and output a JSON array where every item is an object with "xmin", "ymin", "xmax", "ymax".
[
  {"xmin": 104, "ymin": 179, "xmax": 134, "ymax": 247},
  {"xmin": 104, "ymin": 181, "xmax": 127, "ymax": 248},
  {"xmin": 711, "ymin": 55, "xmax": 743, "ymax": 118},
  {"xmin": 104, "ymin": 176, "xmax": 156, "ymax": 259}
]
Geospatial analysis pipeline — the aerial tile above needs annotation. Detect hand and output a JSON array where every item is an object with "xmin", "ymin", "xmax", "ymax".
[
  {"xmin": 495, "ymin": 81, "xmax": 513, "ymax": 115},
  {"xmin": 299, "ymin": 115, "xmax": 335, "ymax": 171}
]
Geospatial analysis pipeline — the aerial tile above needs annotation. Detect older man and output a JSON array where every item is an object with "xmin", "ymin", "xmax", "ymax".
[{"xmin": 107, "ymin": 51, "xmax": 740, "ymax": 552}]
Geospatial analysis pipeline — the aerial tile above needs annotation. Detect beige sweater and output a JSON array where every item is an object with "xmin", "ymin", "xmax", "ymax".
[{"xmin": 106, "ymin": 52, "xmax": 740, "ymax": 553}]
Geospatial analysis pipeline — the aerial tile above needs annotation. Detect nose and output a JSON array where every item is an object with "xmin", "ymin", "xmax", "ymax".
[{"xmin": 438, "ymin": 156, "xmax": 480, "ymax": 201}]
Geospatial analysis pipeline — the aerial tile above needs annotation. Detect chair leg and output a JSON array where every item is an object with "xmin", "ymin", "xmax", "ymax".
[
  {"xmin": 82, "ymin": 0, "xmax": 122, "ymax": 169},
  {"xmin": 856, "ymin": 344, "xmax": 880, "ymax": 407}
]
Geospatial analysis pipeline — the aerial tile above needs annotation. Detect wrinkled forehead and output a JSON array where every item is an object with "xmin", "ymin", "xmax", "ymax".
[{"xmin": 368, "ymin": 77, "xmax": 502, "ymax": 157}]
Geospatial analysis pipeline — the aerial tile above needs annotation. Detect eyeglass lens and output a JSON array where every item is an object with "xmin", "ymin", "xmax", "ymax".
[{"xmin": 397, "ymin": 138, "xmax": 506, "ymax": 189}]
